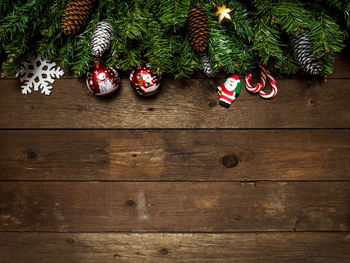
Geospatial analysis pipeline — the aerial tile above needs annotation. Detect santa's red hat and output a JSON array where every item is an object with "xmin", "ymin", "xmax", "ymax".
[{"xmin": 228, "ymin": 74, "xmax": 239, "ymax": 81}]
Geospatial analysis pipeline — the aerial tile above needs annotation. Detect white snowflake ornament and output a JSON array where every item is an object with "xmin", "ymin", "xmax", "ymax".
[{"xmin": 18, "ymin": 53, "xmax": 64, "ymax": 95}]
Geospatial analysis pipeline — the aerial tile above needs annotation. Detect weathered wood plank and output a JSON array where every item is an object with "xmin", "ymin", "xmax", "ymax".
[
  {"xmin": 1, "ymin": 232, "xmax": 350, "ymax": 263},
  {"xmin": 1, "ymin": 182, "xmax": 349, "ymax": 232},
  {"xmin": 1, "ymin": 78, "xmax": 350, "ymax": 128},
  {"xmin": 331, "ymin": 49, "xmax": 350, "ymax": 78},
  {"xmin": 1, "ymin": 130, "xmax": 349, "ymax": 181}
]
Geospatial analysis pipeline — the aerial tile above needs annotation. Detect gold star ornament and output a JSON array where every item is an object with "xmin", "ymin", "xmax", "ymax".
[{"xmin": 211, "ymin": 2, "xmax": 234, "ymax": 24}]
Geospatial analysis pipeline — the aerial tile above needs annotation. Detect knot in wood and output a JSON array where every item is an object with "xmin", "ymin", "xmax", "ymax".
[
  {"xmin": 208, "ymin": 100, "xmax": 217, "ymax": 108},
  {"xmin": 125, "ymin": 200, "xmax": 135, "ymax": 206},
  {"xmin": 222, "ymin": 155, "xmax": 239, "ymax": 168},
  {"xmin": 160, "ymin": 248, "xmax": 169, "ymax": 255},
  {"xmin": 27, "ymin": 150, "xmax": 37, "ymax": 159},
  {"xmin": 65, "ymin": 238, "xmax": 74, "ymax": 244}
]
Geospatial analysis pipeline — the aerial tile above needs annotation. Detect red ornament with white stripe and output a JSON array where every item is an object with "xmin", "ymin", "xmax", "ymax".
[
  {"xmin": 129, "ymin": 65, "xmax": 161, "ymax": 97},
  {"xmin": 86, "ymin": 62, "xmax": 120, "ymax": 96}
]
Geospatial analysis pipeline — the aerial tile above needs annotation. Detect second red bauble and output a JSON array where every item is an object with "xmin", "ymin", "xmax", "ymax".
[{"xmin": 129, "ymin": 65, "xmax": 161, "ymax": 96}]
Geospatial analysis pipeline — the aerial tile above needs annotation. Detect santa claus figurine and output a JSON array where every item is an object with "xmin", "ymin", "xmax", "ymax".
[{"xmin": 216, "ymin": 75, "xmax": 241, "ymax": 108}]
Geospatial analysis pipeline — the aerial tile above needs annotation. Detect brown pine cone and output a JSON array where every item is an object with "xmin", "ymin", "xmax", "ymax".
[
  {"xmin": 61, "ymin": 0, "xmax": 95, "ymax": 36},
  {"xmin": 187, "ymin": 6, "xmax": 210, "ymax": 52}
]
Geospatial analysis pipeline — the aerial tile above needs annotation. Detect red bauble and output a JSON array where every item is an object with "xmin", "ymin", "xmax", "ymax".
[
  {"xmin": 86, "ymin": 62, "xmax": 120, "ymax": 96},
  {"xmin": 129, "ymin": 65, "xmax": 161, "ymax": 96}
]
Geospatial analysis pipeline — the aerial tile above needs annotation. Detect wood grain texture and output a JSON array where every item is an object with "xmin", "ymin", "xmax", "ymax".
[
  {"xmin": 331, "ymin": 49, "xmax": 350, "ymax": 78},
  {"xmin": 1, "ymin": 78, "xmax": 350, "ymax": 128},
  {"xmin": 1, "ymin": 182, "xmax": 349, "ymax": 232},
  {"xmin": 1, "ymin": 232, "xmax": 350, "ymax": 263},
  {"xmin": 1, "ymin": 130, "xmax": 350, "ymax": 181},
  {"xmin": 0, "ymin": 52, "xmax": 349, "ymax": 262}
]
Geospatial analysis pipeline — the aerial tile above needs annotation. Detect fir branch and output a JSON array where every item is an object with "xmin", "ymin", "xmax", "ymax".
[
  {"xmin": 227, "ymin": 0, "xmax": 254, "ymax": 43},
  {"xmin": 209, "ymin": 15, "xmax": 253, "ymax": 74},
  {"xmin": 0, "ymin": 0, "xmax": 48, "ymax": 41},
  {"xmin": 173, "ymin": 39, "xmax": 200, "ymax": 78},
  {"xmin": 57, "ymin": 38, "xmax": 75, "ymax": 70},
  {"xmin": 310, "ymin": 14, "xmax": 346, "ymax": 74},
  {"xmin": 144, "ymin": 19, "xmax": 174, "ymax": 74},
  {"xmin": 70, "ymin": 16, "xmax": 99, "ymax": 77},
  {"xmin": 252, "ymin": 17, "xmax": 285, "ymax": 66},
  {"xmin": 0, "ymin": 0, "xmax": 28, "ymax": 18},
  {"xmin": 272, "ymin": 1, "xmax": 314, "ymax": 35},
  {"xmin": 0, "ymin": 0, "xmax": 348, "ymax": 77},
  {"xmin": 106, "ymin": 1, "xmax": 147, "ymax": 70},
  {"xmin": 36, "ymin": 0, "xmax": 67, "ymax": 60},
  {"xmin": 158, "ymin": 0, "xmax": 191, "ymax": 31},
  {"xmin": 0, "ymin": 0, "xmax": 53, "ymax": 75},
  {"xmin": 324, "ymin": 0, "xmax": 350, "ymax": 28}
]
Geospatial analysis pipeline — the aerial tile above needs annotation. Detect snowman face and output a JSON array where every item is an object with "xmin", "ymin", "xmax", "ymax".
[{"xmin": 97, "ymin": 72, "xmax": 107, "ymax": 81}]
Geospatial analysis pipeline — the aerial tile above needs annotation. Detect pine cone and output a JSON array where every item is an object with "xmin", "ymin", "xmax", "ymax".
[
  {"xmin": 188, "ymin": 6, "xmax": 210, "ymax": 52},
  {"xmin": 91, "ymin": 21, "xmax": 113, "ymax": 57},
  {"xmin": 291, "ymin": 33, "xmax": 323, "ymax": 75},
  {"xmin": 61, "ymin": 0, "xmax": 95, "ymax": 36},
  {"xmin": 202, "ymin": 52, "xmax": 215, "ymax": 77}
]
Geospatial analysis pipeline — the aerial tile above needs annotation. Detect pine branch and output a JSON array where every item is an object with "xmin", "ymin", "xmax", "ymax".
[
  {"xmin": 0, "ymin": 0, "xmax": 348, "ymax": 77},
  {"xmin": 36, "ymin": 0, "xmax": 67, "ymax": 60},
  {"xmin": 227, "ymin": 0, "xmax": 254, "ymax": 43},
  {"xmin": 209, "ymin": 14, "xmax": 254, "ymax": 74},
  {"xmin": 173, "ymin": 39, "xmax": 200, "ymax": 78},
  {"xmin": 0, "ymin": 0, "xmax": 53, "ymax": 75},
  {"xmin": 310, "ymin": 14, "xmax": 346, "ymax": 74},
  {"xmin": 70, "ymin": 16, "xmax": 99, "ymax": 77},
  {"xmin": 144, "ymin": 20, "xmax": 174, "ymax": 74},
  {"xmin": 158, "ymin": 0, "xmax": 191, "ymax": 31}
]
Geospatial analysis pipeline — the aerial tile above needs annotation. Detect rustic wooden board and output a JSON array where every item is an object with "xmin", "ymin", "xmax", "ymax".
[
  {"xmin": 1, "ymin": 78, "xmax": 350, "ymax": 128},
  {"xmin": 1, "ymin": 130, "xmax": 349, "ymax": 181},
  {"xmin": 330, "ymin": 49, "xmax": 350, "ymax": 78},
  {"xmin": 0, "ymin": 51, "xmax": 349, "ymax": 262},
  {"xmin": 1, "ymin": 182, "xmax": 349, "ymax": 232},
  {"xmin": 1, "ymin": 232, "xmax": 350, "ymax": 263}
]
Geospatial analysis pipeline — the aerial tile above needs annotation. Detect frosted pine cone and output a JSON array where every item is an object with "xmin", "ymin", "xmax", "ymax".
[
  {"xmin": 202, "ymin": 52, "xmax": 215, "ymax": 78},
  {"xmin": 91, "ymin": 21, "xmax": 113, "ymax": 57},
  {"xmin": 291, "ymin": 33, "xmax": 323, "ymax": 75}
]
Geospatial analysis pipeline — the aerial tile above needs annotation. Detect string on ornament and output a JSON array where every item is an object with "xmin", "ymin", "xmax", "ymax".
[{"xmin": 245, "ymin": 63, "xmax": 278, "ymax": 99}]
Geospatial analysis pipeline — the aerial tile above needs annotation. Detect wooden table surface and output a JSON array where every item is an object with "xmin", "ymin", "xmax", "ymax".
[{"xmin": 1, "ymin": 50, "xmax": 350, "ymax": 262}]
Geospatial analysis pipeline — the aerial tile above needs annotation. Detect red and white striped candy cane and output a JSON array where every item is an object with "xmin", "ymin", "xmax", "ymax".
[
  {"xmin": 258, "ymin": 68, "xmax": 278, "ymax": 99},
  {"xmin": 245, "ymin": 71, "xmax": 265, "ymax": 93},
  {"xmin": 245, "ymin": 64, "xmax": 278, "ymax": 99}
]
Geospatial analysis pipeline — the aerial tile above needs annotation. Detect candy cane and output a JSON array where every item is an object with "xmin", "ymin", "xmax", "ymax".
[
  {"xmin": 245, "ymin": 64, "xmax": 278, "ymax": 99},
  {"xmin": 258, "ymin": 69, "xmax": 278, "ymax": 99},
  {"xmin": 245, "ymin": 72, "xmax": 265, "ymax": 93}
]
